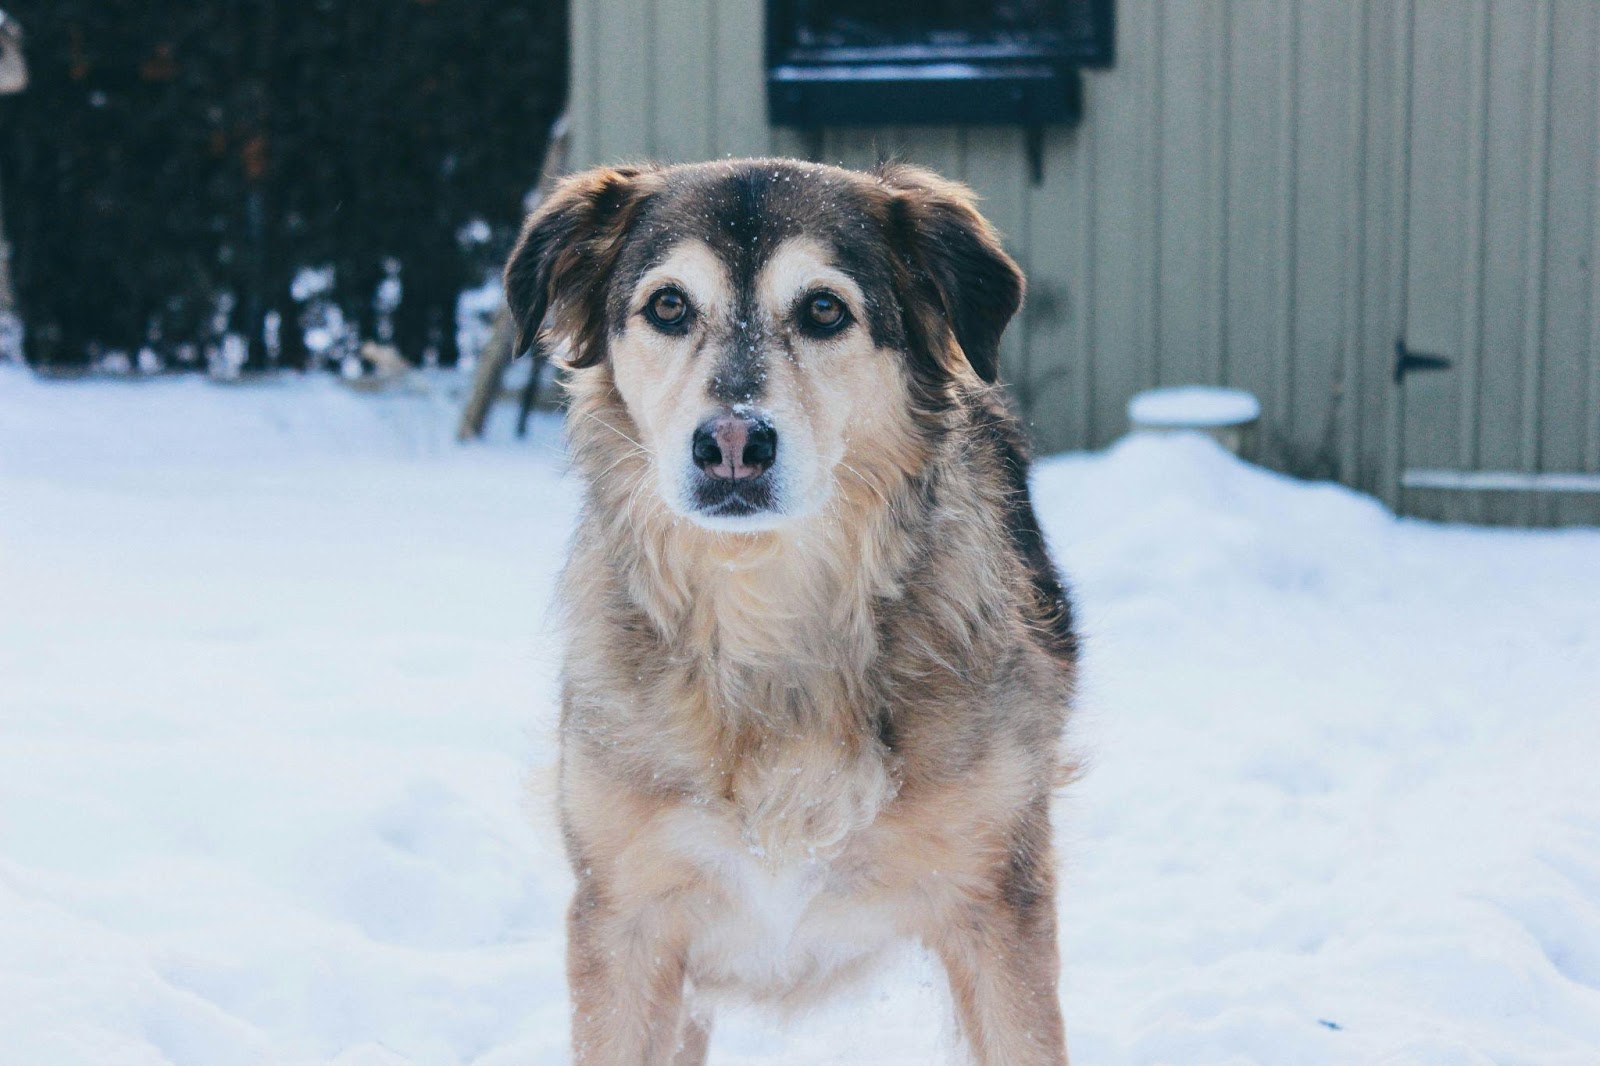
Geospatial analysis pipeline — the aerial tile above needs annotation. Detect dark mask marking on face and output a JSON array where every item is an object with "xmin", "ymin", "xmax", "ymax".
[{"xmin": 608, "ymin": 163, "xmax": 909, "ymax": 363}]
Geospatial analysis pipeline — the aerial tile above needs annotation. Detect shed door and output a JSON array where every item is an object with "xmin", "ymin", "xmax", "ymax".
[{"xmin": 1399, "ymin": 1, "xmax": 1600, "ymax": 524}]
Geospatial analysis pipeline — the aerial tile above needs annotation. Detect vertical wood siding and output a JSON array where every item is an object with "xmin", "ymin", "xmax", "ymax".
[
  {"xmin": 1399, "ymin": 0, "xmax": 1600, "ymax": 523},
  {"xmin": 568, "ymin": 0, "xmax": 1599, "ymax": 510}
]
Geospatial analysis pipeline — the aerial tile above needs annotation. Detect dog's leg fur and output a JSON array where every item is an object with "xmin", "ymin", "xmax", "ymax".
[
  {"xmin": 567, "ymin": 880, "xmax": 699, "ymax": 1065},
  {"xmin": 670, "ymin": 1010, "xmax": 711, "ymax": 1066},
  {"xmin": 934, "ymin": 906, "xmax": 1066, "ymax": 1065},
  {"xmin": 931, "ymin": 809, "xmax": 1067, "ymax": 1066}
]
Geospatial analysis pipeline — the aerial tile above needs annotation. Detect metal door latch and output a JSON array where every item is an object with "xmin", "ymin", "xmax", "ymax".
[{"xmin": 1394, "ymin": 339, "xmax": 1453, "ymax": 384}]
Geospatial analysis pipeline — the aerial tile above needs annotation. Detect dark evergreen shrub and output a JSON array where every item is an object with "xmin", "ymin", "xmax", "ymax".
[{"xmin": 0, "ymin": 1, "xmax": 566, "ymax": 370}]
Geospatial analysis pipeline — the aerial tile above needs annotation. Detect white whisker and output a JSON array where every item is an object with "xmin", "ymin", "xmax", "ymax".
[
  {"xmin": 591, "ymin": 444, "xmax": 651, "ymax": 481},
  {"xmin": 837, "ymin": 460, "xmax": 891, "ymax": 511},
  {"xmin": 576, "ymin": 408, "xmax": 649, "ymax": 453}
]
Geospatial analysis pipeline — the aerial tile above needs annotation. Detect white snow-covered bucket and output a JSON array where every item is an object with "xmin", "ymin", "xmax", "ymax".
[{"xmin": 1127, "ymin": 386, "xmax": 1261, "ymax": 459}]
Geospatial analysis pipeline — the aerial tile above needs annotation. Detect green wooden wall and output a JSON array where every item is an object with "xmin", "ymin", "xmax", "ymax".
[
  {"xmin": 1398, "ymin": 0, "xmax": 1600, "ymax": 524},
  {"xmin": 567, "ymin": 0, "xmax": 1600, "ymax": 524}
]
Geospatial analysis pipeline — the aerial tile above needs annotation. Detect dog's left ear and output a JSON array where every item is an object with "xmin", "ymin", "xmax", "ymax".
[{"xmin": 877, "ymin": 163, "xmax": 1024, "ymax": 384}]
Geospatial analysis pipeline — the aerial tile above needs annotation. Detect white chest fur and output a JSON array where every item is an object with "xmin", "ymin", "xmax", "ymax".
[{"xmin": 660, "ymin": 801, "xmax": 900, "ymax": 998}]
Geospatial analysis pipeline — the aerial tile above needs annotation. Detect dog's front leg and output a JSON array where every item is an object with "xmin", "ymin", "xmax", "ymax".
[
  {"xmin": 672, "ymin": 1012, "xmax": 712, "ymax": 1066},
  {"xmin": 931, "ymin": 863, "xmax": 1068, "ymax": 1065},
  {"xmin": 567, "ymin": 879, "xmax": 704, "ymax": 1065}
]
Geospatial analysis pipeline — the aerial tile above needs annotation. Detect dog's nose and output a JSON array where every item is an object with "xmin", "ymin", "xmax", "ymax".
[{"xmin": 692, "ymin": 413, "xmax": 777, "ymax": 481}]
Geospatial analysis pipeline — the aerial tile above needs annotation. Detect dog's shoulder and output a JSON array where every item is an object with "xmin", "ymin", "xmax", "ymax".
[{"xmin": 962, "ymin": 388, "xmax": 1078, "ymax": 665}]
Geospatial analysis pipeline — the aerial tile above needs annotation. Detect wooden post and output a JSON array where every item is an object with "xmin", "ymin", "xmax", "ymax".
[{"xmin": 457, "ymin": 114, "xmax": 570, "ymax": 441}]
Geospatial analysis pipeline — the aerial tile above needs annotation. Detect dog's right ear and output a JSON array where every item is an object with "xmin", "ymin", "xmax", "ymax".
[{"xmin": 503, "ymin": 166, "xmax": 653, "ymax": 368}]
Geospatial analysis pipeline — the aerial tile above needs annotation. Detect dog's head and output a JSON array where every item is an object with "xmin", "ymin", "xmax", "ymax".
[{"xmin": 505, "ymin": 159, "xmax": 1022, "ymax": 532}]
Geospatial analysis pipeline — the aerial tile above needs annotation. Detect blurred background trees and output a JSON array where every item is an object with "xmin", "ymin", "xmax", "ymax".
[{"xmin": 0, "ymin": 0, "xmax": 566, "ymax": 372}]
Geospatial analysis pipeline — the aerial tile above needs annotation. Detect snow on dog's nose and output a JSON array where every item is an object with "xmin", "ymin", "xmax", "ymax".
[{"xmin": 692, "ymin": 412, "xmax": 777, "ymax": 482}]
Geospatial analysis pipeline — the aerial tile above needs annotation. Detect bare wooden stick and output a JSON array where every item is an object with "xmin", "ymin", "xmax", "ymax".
[
  {"xmin": 457, "ymin": 114, "xmax": 570, "ymax": 441},
  {"xmin": 457, "ymin": 309, "xmax": 519, "ymax": 440}
]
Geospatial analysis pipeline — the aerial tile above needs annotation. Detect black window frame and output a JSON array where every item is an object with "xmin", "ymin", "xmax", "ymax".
[{"xmin": 765, "ymin": 0, "xmax": 1114, "ymax": 131}]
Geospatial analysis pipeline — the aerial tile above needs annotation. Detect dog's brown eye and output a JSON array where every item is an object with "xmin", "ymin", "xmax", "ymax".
[
  {"xmin": 804, "ymin": 292, "xmax": 846, "ymax": 331},
  {"xmin": 646, "ymin": 287, "xmax": 690, "ymax": 330}
]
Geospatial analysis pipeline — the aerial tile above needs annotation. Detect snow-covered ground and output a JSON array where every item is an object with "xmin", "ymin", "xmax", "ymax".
[{"xmin": 2, "ymin": 366, "xmax": 1598, "ymax": 1065}]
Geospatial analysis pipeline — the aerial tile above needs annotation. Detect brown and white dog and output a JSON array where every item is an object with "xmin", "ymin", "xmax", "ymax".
[{"xmin": 505, "ymin": 158, "xmax": 1077, "ymax": 1065}]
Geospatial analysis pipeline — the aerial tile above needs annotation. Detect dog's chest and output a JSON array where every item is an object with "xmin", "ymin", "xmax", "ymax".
[
  {"xmin": 717, "ymin": 724, "xmax": 896, "ymax": 859},
  {"xmin": 665, "ymin": 803, "xmax": 900, "ymax": 994},
  {"xmin": 620, "ymin": 569, "xmax": 908, "ymax": 988}
]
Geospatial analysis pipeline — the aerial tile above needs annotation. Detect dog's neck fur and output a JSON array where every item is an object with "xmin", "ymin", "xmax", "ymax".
[{"xmin": 561, "ymin": 375, "xmax": 1001, "ymax": 858}]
